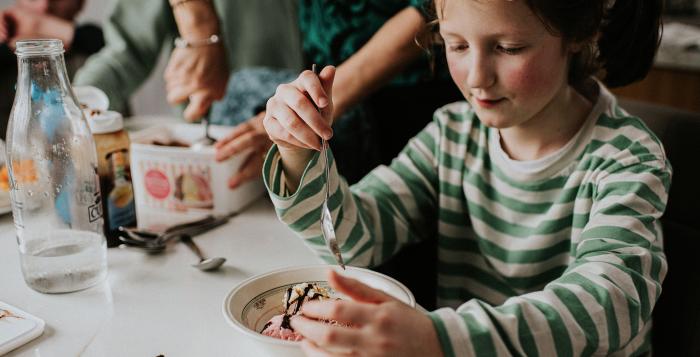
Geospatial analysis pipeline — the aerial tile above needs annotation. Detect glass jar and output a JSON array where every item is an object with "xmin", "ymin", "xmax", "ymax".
[
  {"xmin": 7, "ymin": 39, "xmax": 107, "ymax": 294},
  {"xmin": 87, "ymin": 110, "xmax": 136, "ymax": 246}
]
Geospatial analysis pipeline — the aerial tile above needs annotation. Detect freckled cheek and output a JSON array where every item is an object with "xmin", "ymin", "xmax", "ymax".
[{"xmin": 500, "ymin": 61, "xmax": 557, "ymax": 99}]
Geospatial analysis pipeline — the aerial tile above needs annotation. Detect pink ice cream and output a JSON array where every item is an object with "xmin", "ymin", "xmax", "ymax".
[
  {"xmin": 261, "ymin": 314, "xmax": 304, "ymax": 341},
  {"xmin": 260, "ymin": 282, "xmax": 335, "ymax": 341}
]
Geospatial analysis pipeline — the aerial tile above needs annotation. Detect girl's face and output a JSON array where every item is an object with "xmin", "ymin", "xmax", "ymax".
[{"xmin": 438, "ymin": 0, "xmax": 573, "ymax": 129}]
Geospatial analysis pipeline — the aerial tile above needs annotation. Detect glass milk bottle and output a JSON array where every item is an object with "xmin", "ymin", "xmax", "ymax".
[{"xmin": 7, "ymin": 39, "xmax": 107, "ymax": 293}]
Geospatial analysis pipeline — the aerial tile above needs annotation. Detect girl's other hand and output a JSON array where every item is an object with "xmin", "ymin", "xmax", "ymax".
[
  {"xmin": 291, "ymin": 270, "xmax": 444, "ymax": 357},
  {"xmin": 263, "ymin": 66, "xmax": 335, "ymax": 156}
]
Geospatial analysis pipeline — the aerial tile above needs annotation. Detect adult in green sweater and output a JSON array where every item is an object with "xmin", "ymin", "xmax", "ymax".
[{"xmin": 73, "ymin": 0, "xmax": 303, "ymax": 117}]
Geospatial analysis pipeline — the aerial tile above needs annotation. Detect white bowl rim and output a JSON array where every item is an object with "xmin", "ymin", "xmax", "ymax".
[{"xmin": 221, "ymin": 264, "xmax": 416, "ymax": 347}]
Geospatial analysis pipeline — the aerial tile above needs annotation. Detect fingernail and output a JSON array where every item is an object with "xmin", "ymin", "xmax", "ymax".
[
  {"xmin": 323, "ymin": 129, "xmax": 333, "ymax": 140},
  {"xmin": 318, "ymin": 97, "xmax": 329, "ymax": 108}
]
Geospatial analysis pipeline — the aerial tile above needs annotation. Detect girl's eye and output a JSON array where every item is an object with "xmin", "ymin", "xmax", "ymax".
[
  {"xmin": 498, "ymin": 46, "xmax": 525, "ymax": 55},
  {"xmin": 448, "ymin": 44, "xmax": 468, "ymax": 53}
]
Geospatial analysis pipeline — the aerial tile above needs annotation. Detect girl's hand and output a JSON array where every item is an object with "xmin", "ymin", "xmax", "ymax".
[
  {"xmin": 263, "ymin": 66, "xmax": 335, "ymax": 155},
  {"xmin": 263, "ymin": 66, "xmax": 336, "ymax": 191},
  {"xmin": 291, "ymin": 270, "xmax": 444, "ymax": 357}
]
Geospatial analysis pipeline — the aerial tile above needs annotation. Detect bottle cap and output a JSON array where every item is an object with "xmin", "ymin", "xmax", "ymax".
[
  {"xmin": 88, "ymin": 110, "xmax": 124, "ymax": 134},
  {"xmin": 73, "ymin": 85, "xmax": 109, "ymax": 111}
]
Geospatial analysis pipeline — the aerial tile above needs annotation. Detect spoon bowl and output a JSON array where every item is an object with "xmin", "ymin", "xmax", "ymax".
[
  {"xmin": 193, "ymin": 257, "xmax": 227, "ymax": 271},
  {"xmin": 191, "ymin": 117, "xmax": 216, "ymax": 150},
  {"xmin": 181, "ymin": 234, "xmax": 226, "ymax": 271}
]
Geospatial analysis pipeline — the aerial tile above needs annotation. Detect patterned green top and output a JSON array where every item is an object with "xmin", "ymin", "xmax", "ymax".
[
  {"xmin": 263, "ymin": 83, "xmax": 671, "ymax": 356},
  {"xmin": 299, "ymin": 0, "xmax": 435, "ymax": 87}
]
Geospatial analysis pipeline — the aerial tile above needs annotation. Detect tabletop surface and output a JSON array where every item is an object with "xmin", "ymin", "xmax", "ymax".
[{"xmin": 0, "ymin": 199, "xmax": 323, "ymax": 357}]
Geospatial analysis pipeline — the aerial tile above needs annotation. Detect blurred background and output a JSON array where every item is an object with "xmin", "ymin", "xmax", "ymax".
[
  {"xmin": 0, "ymin": 0, "xmax": 172, "ymax": 116},
  {"xmin": 1, "ymin": 0, "xmax": 698, "ymax": 114}
]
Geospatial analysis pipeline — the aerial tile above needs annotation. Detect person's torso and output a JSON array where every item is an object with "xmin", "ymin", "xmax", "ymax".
[{"xmin": 431, "ymin": 86, "xmax": 669, "ymax": 308}]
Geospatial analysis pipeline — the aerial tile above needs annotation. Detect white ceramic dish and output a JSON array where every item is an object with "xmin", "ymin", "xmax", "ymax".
[
  {"xmin": 222, "ymin": 265, "xmax": 415, "ymax": 357},
  {"xmin": 0, "ymin": 301, "xmax": 45, "ymax": 355}
]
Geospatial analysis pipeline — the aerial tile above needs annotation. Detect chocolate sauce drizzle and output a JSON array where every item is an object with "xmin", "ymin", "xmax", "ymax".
[{"xmin": 280, "ymin": 284, "xmax": 322, "ymax": 331}]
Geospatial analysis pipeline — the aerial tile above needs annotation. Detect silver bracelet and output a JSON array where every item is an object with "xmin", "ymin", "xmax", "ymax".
[
  {"xmin": 174, "ymin": 34, "xmax": 220, "ymax": 48},
  {"xmin": 169, "ymin": 0, "xmax": 210, "ymax": 8}
]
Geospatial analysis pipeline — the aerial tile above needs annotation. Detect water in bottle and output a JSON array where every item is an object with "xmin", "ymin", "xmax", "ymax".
[{"xmin": 7, "ymin": 39, "xmax": 107, "ymax": 294}]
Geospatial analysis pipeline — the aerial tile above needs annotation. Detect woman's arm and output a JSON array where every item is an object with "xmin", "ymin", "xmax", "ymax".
[
  {"xmin": 332, "ymin": 6, "xmax": 426, "ymax": 118},
  {"xmin": 73, "ymin": 0, "xmax": 173, "ymax": 114},
  {"xmin": 165, "ymin": 0, "xmax": 228, "ymax": 121}
]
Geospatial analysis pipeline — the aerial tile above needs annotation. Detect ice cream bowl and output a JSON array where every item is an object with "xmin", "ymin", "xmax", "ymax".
[{"xmin": 222, "ymin": 264, "xmax": 415, "ymax": 357}]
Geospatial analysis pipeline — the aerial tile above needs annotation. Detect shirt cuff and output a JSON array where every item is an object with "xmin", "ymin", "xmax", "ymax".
[
  {"xmin": 262, "ymin": 144, "xmax": 324, "ymax": 203},
  {"xmin": 428, "ymin": 308, "xmax": 477, "ymax": 357}
]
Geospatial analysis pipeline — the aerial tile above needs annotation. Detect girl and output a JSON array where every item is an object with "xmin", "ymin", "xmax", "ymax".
[{"xmin": 262, "ymin": 0, "xmax": 669, "ymax": 355}]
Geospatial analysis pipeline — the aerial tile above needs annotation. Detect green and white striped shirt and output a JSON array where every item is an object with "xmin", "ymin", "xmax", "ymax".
[{"xmin": 263, "ymin": 84, "xmax": 671, "ymax": 356}]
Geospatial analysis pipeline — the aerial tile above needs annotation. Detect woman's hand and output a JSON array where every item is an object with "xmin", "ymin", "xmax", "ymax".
[
  {"xmin": 263, "ymin": 66, "xmax": 336, "ymax": 191},
  {"xmin": 164, "ymin": 43, "xmax": 228, "ymax": 121},
  {"xmin": 214, "ymin": 112, "xmax": 271, "ymax": 189},
  {"xmin": 291, "ymin": 271, "xmax": 444, "ymax": 357},
  {"xmin": 0, "ymin": 7, "xmax": 75, "ymax": 48}
]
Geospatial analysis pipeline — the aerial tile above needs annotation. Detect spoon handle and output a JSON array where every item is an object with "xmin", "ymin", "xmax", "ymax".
[
  {"xmin": 180, "ymin": 234, "xmax": 206, "ymax": 261},
  {"xmin": 311, "ymin": 64, "xmax": 345, "ymax": 270}
]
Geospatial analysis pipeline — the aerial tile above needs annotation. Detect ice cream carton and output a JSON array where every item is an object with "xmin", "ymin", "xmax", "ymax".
[{"xmin": 129, "ymin": 123, "xmax": 265, "ymax": 231}]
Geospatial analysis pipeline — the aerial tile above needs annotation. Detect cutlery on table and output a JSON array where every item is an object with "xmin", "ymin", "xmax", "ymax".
[{"xmin": 180, "ymin": 234, "xmax": 226, "ymax": 271}]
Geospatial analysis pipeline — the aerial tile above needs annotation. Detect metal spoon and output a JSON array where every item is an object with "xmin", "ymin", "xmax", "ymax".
[
  {"xmin": 311, "ymin": 64, "xmax": 345, "ymax": 270},
  {"xmin": 180, "ymin": 234, "xmax": 226, "ymax": 271},
  {"xmin": 117, "ymin": 214, "xmax": 232, "ymax": 254},
  {"xmin": 191, "ymin": 116, "xmax": 216, "ymax": 150}
]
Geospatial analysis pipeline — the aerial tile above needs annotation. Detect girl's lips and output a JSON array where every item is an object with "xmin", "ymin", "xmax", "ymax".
[{"xmin": 474, "ymin": 97, "xmax": 505, "ymax": 108}]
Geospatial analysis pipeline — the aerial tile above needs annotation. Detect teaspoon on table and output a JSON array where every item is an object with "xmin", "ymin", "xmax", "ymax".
[{"xmin": 180, "ymin": 234, "xmax": 226, "ymax": 271}]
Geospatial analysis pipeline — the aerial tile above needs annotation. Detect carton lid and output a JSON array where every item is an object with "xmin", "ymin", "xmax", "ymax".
[
  {"xmin": 73, "ymin": 85, "xmax": 109, "ymax": 111},
  {"xmin": 88, "ymin": 110, "xmax": 124, "ymax": 134}
]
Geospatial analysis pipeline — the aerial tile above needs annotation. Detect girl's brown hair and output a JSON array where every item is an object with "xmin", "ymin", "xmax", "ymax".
[{"xmin": 418, "ymin": 0, "xmax": 663, "ymax": 88}]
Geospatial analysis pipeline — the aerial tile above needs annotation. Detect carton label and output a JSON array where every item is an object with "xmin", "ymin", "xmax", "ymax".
[{"xmin": 144, "ymin": 169, "xmax": 170, "ymax": 199}]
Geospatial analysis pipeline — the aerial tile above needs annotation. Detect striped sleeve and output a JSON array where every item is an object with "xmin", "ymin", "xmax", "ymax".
[
  {"xmin": 428, "ymin": 158, "xmax": 671, "ymax": 357},
  {"xmin": 262, "ymin": 121, "xmax": 441, "ymax": 267}
]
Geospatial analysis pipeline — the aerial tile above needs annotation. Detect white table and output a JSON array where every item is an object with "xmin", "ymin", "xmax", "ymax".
[{"xmin": 1, "ymin": 199, "xmax": 322, "ymax": 356}]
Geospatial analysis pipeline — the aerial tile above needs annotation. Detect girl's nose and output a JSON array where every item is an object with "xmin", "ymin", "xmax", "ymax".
[{"xmin": 467, "ymin": 52, "xmax": 495, "ymax": 90}]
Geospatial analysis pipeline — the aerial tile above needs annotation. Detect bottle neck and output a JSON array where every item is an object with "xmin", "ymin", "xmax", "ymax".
[{"xmin": 16, "ymin": 53, "xmax": 73, "ymax": 99}]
